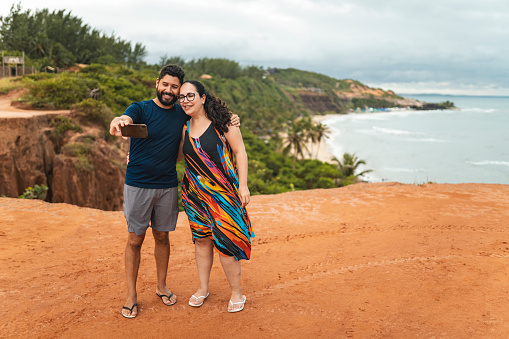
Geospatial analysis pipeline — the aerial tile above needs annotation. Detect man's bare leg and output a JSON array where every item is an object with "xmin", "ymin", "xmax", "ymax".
[
  {"xmin": 122, "ymin": 231, "xmax": 146, "ymax": 317},
  {"xmin": 153, "ymin": 229, "xmax": 177, "ymax": 305}
]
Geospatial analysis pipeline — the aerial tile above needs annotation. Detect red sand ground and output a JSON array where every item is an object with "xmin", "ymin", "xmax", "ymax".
[{"xmin": 1, "ymin": 182, "xmax": 508, "ymax": 338}]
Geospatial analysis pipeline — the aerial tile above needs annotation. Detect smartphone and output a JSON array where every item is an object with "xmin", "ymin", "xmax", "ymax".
[{"xmin": 121, "ymin": 124, "xmax": 148, "ymax": 138}]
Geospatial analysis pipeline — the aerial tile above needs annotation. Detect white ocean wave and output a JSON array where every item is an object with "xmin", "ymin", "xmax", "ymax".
[
  {"xmin": 466, "ymin": 160, "xmax": 509, "ymax": 167},
  {"xmin": 322, "ymin": 117, "xmax": 341, "ymax": 124},
  {"xmin": 404, "ymin": 137, "xmax": 447, "ymax": 143},
  {"xmin": 372, "ymin": 126, "xmax": 422, "ymax": 136},
  {"xmin": 322, "ymin": 109, "xmax": 456, "ymax": 125},
  {"xmin": 356, "ymin": 128, "xmax": 378, "ymax": 135},
  {"xmin": 349, "ymin": 114, "xmax": 389, "ymax": 121},
  {"xmin": 464, "ymin": 108, "xmax": 496, "ymax": 113},
  {"xmin": 383, "ymin": 167, "xmax": 426, "ymax": 173},
  {"xmin": 384, "ymin": 109, "xmax": 456, "ymax": 118}
]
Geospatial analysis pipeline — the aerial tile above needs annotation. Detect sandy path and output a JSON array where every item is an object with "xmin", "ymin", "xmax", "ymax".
[
  {"xmin": 1, "ymin": 182, "xmax": 508, "ymax": 338},
  {"xmin": 0, "ymin": 89, "xmax": 70, "ymax": 118}
]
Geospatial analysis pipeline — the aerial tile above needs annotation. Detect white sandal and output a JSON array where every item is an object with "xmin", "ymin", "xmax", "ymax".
[
  {"xmin": 188, "ymin": 293, "xmax": 209, "ymax": 307},
  {"xmin": 228, "ymin": 295, "xmax": 247, "ymax": 313}
]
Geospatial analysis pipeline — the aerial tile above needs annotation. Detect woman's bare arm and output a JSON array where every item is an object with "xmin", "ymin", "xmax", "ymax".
[{"xmin": 224, "ymin": 126, "xmax": 250, "ymax": 207}]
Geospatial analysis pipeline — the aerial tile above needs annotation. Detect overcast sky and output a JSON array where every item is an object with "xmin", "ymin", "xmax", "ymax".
[{"xmin": 2, "ymin": 0, "xmax": 508, "ymax": 95}]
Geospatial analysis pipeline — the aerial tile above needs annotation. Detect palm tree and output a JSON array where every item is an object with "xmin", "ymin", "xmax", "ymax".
[
  {"xmin": 332, "ymin": 152, "xmax": 373, "ymax": 178},
  {"xmin": 282, "ymin": 119, "xmax": 309, "ymax": 170},
  {"xmin": 313, "ymin": 122, "xmax": 330, "ymax": 159},
  {"xmin": 300, "ymin": 117, "xmax": 316, "ymax": 158}
]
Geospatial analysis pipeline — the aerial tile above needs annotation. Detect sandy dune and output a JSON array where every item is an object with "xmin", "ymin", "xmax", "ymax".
[{"xmin": 1, "ymin": 182, "xmax": 509, "ymax": 338}]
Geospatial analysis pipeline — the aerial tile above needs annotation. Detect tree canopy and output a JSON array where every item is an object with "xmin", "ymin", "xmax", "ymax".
[{"xmin": 0, "ymin": 3, "xmax": 146, "ymax": 68}]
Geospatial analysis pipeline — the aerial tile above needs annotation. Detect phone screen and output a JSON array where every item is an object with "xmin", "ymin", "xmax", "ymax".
[{"xmin": 121, "ymin": 124, "xmax": 148, "ymax": 138}]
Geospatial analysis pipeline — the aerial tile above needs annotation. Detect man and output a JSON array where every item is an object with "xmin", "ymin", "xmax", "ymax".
[{"xmin": 109, "ymin": 64, "xmax": 239, "ymax": 319}]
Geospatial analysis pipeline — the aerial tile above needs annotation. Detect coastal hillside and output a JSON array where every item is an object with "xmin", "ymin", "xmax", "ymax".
[
  {"xmin": 0, "ymin": 62, "xmax": 442, "ymax": 209},
  {"xmin": 1, "ymin": 183, "xmax": 508, "ymax": 338},
  {"xmin": 267, "ymin": 68, "xmax": 421, "ymax": 114}
]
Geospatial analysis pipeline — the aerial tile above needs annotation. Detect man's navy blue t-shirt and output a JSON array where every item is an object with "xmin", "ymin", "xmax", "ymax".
[{"xmin": 123, "ymin": 100, "xmax": 190, "ymax": 189}]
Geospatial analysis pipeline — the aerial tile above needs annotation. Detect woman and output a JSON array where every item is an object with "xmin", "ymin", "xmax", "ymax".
[{"xmin": 177, "ymin": 80, "xmax": 253, "ymax": 313}]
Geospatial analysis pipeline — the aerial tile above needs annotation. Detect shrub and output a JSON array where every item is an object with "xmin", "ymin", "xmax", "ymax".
[
  {"xmin": 19, "ymin": 184, "xmax": 48, "ymax": 200},
  {"xmin": 62, "ymin": 143, "xmax": 91, "ymax": 157},
  {"xmin": 23, "ymin": 72, "xmax": 54, "ymax": 82},
  {"xmin": 76, "ymin": 135, "xmax": 96, "ymax": 144},
  {"xmin": 351, "ymin": 97, "xmax": 398, "ymax": 109},
  {"xmin": 0, "ymin": 77, "xmax": 23, "ymax": 95},
  {"xmin": 341, "ymin": 175, "xmax": 359, "ymax": 186},
  {"xmin": 71, "ymin": 98, "xmax": 115, "ymax": 130},
  {"xmin": 27, "ymin": 73, "xmax": 92, "ymax": 108},
  {"xmin": 51, "ymin": 115, "xmax": 83, "ymax": 135},
  {"xmin": 62, "ymin": 143, "xmax": 93, "ymax": 171}
]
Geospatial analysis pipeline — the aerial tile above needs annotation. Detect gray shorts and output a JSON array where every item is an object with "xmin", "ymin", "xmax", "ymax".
[{"xmin": 123, "ymin": 184, "xmax": 179, "ymax": 235}]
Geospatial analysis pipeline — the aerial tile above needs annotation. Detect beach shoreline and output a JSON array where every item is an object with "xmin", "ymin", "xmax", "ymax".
[{"xmin": 308, "ymin": 113, "xmax": 344, "ymax": 163}]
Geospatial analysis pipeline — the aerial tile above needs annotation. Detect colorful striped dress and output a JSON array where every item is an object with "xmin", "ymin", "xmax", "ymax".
[{"xmin": 181, "ymin": 121, "xmax": 253, "ymax": 260}]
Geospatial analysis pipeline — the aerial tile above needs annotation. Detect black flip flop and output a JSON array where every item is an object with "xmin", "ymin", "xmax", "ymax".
[
  {"xmin": 122, "ymin": 303, "xmax": 138, "ymax": 319},
  {"xmin": 156, "ymin": 292, "xmax": 177, "ymax": 306}
]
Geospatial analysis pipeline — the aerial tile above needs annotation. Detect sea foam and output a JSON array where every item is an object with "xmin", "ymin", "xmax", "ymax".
[{"xmin": 466, "ymin": 160, "xmax": 509, "ymax": 167}]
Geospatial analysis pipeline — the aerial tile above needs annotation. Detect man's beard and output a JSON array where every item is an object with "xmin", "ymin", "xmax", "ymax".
[{"xmin": 156, "ymin": 88, "xmax": 177, "ymax": 106}]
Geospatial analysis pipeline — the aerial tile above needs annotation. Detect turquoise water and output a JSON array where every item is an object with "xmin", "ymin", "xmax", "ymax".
[{"xmin": 322, "ymin": 94, "xmax": 509, "ymax": 184}]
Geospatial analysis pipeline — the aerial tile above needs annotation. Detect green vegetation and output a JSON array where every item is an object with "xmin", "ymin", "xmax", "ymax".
[
  {"xmin": 243, "ymin": 129, "xmax": 342, "ymax": 193},
  {"xmin": 0, "ymin": 77, "xmax": 23, "ymax": 94},
  {"xmin": 332, "ymin": 153, "xmax": 373, "ymax": 178},
  {"xmin": 412, "ymin": 101, "xmax": 455, "ymax": 110},
  {"xmin": 271, "ymin": 68, "xmax": 352, "ymax": 92},
  {"xmin": 0, "ymin": 3, "xmax": 146, "ymax": 68},
  {"xmin": 51, "ymin": 115, "xmax": 83, "ymax": 135},
  {"xmin": 0, "ymin": 4, "xmax": 392, "ymax": 196},
  {"xmin": 351, "ymin": 97, "xmax": 399, "ymax": 110},
  {"xmin": 13, "ymin": 62, "xmax": 375, "ymax": 196},
  {"xmin": 19, "ymin": 184, "xmax": 48, "ymax": 200},
  {"xmin": 21, "ymin": 65, "xmax": 155, "ymax": 114},
  {"xmin": 71, "ymin": 98, "xmax": 115, "ymax": 130},
  {"xmin": 23, "ymin": 72, "xmax": 91, "ymax": 108},
  {"xmin": 0, "ymin": 4, "xmax": 462, "ymax": 206},
  {"xmin": 62, "ymin": 142, "xmax": 93, "ymax": 171}
]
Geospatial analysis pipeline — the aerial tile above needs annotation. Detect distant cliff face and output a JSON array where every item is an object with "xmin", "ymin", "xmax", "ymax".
[
  {"xmin": 293, "ymin": 89, "xmax": 350, "ymax": 114},
  {"xmin": 286, "ymin": 80, "xmax": 422, "ymax": 115},
  {"xmin": 0, "ymin": 114, "xmax": 127, "ymax": 210}
]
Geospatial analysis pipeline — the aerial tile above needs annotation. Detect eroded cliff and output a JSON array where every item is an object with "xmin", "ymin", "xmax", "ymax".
[{"xmin": 0, "ymin": 113, "xmax": 128, "ymax": 210}]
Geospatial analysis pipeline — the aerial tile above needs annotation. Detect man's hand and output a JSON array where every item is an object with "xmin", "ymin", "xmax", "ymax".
[
  {"xmin": 230, "ymin": 114, "xmax": 241, "ymax": 127},
  {"xmin": 109, "ymin": 116, "xmax": 133, "ymax": 139}
]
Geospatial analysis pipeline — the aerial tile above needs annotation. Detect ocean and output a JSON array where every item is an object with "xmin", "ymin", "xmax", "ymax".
[{"xmin": 322, "ymin": 94, "xmax": 509, "ymax": 184}]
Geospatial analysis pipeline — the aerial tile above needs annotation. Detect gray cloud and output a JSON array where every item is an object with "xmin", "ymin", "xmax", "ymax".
[{"xmin": 1, "ymin": 0, "xmax": 508, "ymax": 95}]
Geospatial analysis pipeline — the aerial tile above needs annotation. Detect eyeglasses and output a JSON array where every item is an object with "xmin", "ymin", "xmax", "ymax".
[{"xmin": 178, "ymin": 93, "xmax": 197, "ymax": 102}]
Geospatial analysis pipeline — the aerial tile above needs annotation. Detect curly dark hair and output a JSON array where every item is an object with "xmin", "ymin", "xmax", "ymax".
[
  {"xmin": 158, "ymin": 64, "xmax": 185, "ymax": 85},
  {"xmin": 184, "ymin": 80, "xmax": 232, "ymax": 134}
]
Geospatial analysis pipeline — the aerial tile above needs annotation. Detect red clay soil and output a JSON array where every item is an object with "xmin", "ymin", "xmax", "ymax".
[{"xmin": 1, "ymin": 182, "xmax": 509, "ymax": 338}]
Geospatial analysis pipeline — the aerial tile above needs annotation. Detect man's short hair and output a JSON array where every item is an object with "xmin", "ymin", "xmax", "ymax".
[{"xmin": 159, "ymin": 64, "xmax": 185, "ymax": 85}]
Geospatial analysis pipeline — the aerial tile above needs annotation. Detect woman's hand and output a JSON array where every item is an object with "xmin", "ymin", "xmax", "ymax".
[{"xmin": 239, "ymin": 185, "xmax": 250, "ymax": 208}]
